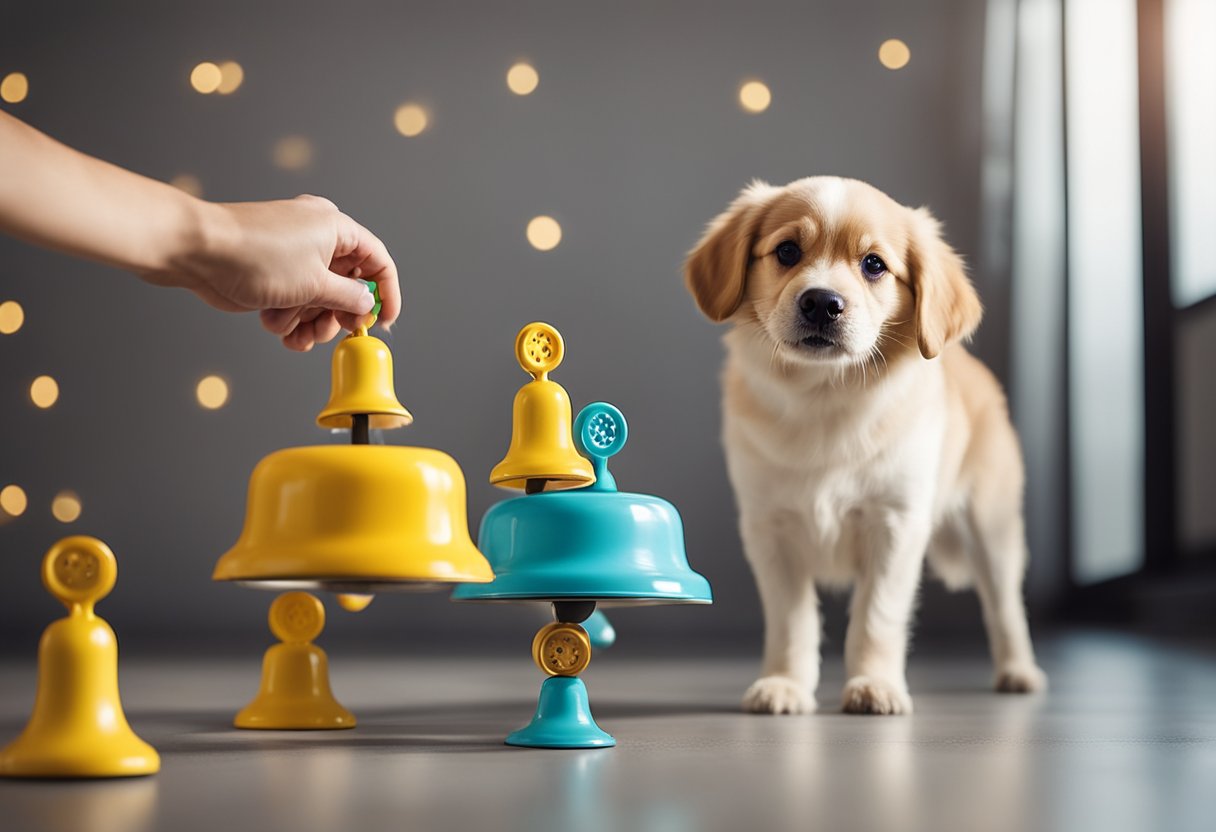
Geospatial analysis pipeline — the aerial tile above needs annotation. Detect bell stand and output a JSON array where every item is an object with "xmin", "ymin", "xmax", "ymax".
[
  {"xmin": 509, "ymin": 598, "xmax": 615, "ymax": 748},
  {"xmin": 500, "ymin": 477, "xmax": 615, "ymax": 749}
]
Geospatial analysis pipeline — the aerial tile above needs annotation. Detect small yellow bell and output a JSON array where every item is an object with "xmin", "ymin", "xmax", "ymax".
[
  {"xmin": 0, "ymin": 537, "xmax": 159, "ymax": 778},
  {"xmin": 234, "ymin": 592, "xmax": 355, "ymax": 730},
  {"xmin": 317, "ymin": 327, "xmax": 413, "ymax": 430},
  {"xmin": 490, "ymin": 323, "xmax": 596, "ymax": 491}
]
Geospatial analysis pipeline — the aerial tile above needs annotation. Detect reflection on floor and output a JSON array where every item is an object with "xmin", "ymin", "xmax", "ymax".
[{"xmin": 0, "ymin": 631, "xmax": 1213, "ymax": 832}]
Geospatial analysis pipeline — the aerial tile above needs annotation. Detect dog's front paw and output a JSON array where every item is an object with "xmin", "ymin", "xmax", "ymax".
[
  {"xmin": 994, "ymin": 663, "xmax": 1048, "ymax": 693},
  {"xmin": 742, "ymin": 676, "xmax": 815, "ymax": 715},
  {"xmin": 841, "ymin": 676, "xmax": 913, "ymax": 715}
]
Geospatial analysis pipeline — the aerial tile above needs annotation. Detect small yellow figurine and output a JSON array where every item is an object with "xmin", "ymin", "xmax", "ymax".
[
  {"xmin": 234, "ymin": 591, "xmax": 355, "ymax": 730},
  {"xmin": 0, "ymin": 536, "xmax": 160, "ymax": 778}
]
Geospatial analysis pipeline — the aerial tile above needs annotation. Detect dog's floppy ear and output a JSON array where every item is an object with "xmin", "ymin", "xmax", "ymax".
[
  {"xmin": 684, "ymin": 181, "xmax": 779, "ymax": 322},
  {"xmin": 905, "ymin": 208, "xmax": 983, "ymax": 359}
]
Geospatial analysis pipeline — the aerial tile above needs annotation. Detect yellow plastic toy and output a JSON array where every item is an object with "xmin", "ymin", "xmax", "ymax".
[
  {"xmin": 0, "ymin": 536, "xmax": 160, "ymax": 778},
  {"xmin": 316, "ymin": 325, "xmax": 413, "ymax": 433},
  {"xmin": 490, "ymin": 322, "xmax": 596, "ymax": 492},
  {"xmin": 213, "ymin": 321, "xmax": 493, "ymax": 592},
  {"xmin": 335, "ymin": 593, "xmax": 375, "ymax": 612},
  {"xmin": 235, "ymin": 592, "xmax": 355, "ymax": 730}
]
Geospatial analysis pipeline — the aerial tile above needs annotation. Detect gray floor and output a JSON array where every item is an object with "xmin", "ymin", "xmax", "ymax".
[{"xmin": 1, "ymin": 631, "xmax": 1213, "ymax": 832}]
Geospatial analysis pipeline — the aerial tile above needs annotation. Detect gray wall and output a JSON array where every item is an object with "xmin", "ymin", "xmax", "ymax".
[{"xmin": 0, "ymin": 0, "xmax": 999, "ymax": 655}]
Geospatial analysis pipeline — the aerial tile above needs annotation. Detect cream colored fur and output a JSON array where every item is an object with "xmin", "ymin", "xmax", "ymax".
[{"xmin": 685, "ymin": 176, "xmax": 1046, "ymax": 715}]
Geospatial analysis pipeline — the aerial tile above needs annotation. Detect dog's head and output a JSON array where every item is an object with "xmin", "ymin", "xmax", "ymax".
[{"xmin": 684, "ymin": 176, "xmax": 981, "ymax": 365}]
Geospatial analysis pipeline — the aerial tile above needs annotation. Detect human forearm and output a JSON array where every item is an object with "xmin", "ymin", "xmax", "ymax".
[
  {"xmin": 0, "ymin": 110, "xmax": 207, "ymax": 276},
  {"xmin": 0, "ymin": 110, "xmax": 400, "ymax": 350}
]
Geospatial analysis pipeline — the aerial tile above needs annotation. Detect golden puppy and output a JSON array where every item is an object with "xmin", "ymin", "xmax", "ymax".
[{"xmin": 685, "ymin": 176, "xmax": 1046, "ymax": 715}]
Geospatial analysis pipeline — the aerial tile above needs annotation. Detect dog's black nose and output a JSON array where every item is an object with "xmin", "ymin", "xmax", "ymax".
[{"xmin": 797, "ymin": 289, "xmax": 845, "ymax": 326}]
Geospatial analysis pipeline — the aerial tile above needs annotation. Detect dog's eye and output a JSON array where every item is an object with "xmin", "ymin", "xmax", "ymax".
[
  {"xmin": 775, "ymin": 241, "xmax": 802, "ymax": 267},
  {"xmin": 861, "ymin": 253, "xmax": 887, "ymax": 279}
]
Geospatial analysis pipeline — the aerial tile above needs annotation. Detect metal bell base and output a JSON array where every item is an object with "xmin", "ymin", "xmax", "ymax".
[{"xmin": 505, "ymin": 677, "xmax": 615, "ymax": 749}]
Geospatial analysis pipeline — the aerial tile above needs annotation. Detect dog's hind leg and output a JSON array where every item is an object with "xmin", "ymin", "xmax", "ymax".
[
  {"xmin": 740, "ymin": 513, "xmax": 820, "ymax": 715},
  {"xmin": 967, "ymin": 504, "xmax": 1047, "ymax": 693}
]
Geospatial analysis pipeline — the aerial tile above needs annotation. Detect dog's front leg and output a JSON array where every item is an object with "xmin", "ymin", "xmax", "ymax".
[
  {"xmin": 842, "ymin": 511, "xmax": 931, "ymax": 715},
  {"xmin": 740, "ymin": 515, "xmax": 820, "ymax": 715}
]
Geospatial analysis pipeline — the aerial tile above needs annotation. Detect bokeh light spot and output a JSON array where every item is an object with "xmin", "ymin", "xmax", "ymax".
[
  {"xmin": 394, "ymin": 103, "xmax": 428, "ymax": 137},
  {"xmin": 0, "ymin": 300, "xmax": 24, "ymax": 334},
  {"xmin": 30, "ymin": 375, "xmax": 59, "ymax": 408},
  {"xmin": 507, "ymin": 63, "xmax": 540, "ymax": 95},
  {"xmin": 739, "ymin": 81, "xmax": 772, "ymax": 113},
  {"xmin": 879, "ymin": 39, "xmax": 911, "ymax": 70},
  {"xmin": 273, "ymin": 135, "xmax": 314, "ymax": 170},
  {"xmin": 217, "ymin": 61, "xmax": 244, "ymax": 94},
  {"xmin": 1, "ymin": 72, "xmax": 29, "ymax": 104},
  {"xmin": 169, "ymin": 174, "xmax": 203, "ymax": 197},
  {"xmin": 196, "ymin": 375, "xmax": 229, "ymax": 409},
  {"xmin": 51, "ymin": 491, "xmax": 82, "ymax": 523},
  {"xmin": 526, "ymin": 216, "xmax": 562, "ymax": 251},
  {"xmin": 1, "ymin": 485, "xmax": 28, "ymax": 517},
  {"xmin": 190, "ymin": 62, "xmax": 222, "ymax": 94}
]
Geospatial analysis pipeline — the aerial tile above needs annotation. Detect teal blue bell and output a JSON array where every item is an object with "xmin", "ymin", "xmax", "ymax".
[{"xmin": 453, "ymin": 402, "xmax": 713, "ymax": 605}]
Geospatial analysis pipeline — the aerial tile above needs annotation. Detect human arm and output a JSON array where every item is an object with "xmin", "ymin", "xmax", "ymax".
[{"xmin": 0, "ymin": 110, "xmax": 400, "ymax": 350}]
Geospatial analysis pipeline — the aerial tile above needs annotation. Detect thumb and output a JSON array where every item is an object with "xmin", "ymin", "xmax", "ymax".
[{"xmin": 312, "ymin": 272, "xmax": 375, "ymax": 317}]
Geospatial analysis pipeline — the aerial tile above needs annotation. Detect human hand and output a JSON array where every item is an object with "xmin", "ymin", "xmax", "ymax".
[{"xmin": 154, "ymin": 194, "xmax": 401, "ymax": 351}]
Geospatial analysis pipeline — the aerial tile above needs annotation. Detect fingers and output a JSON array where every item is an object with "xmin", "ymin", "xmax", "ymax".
[
  {"xmin": 260, "ymin": 307, "xmax": 301, "ymax": 337},
  {"xmin": 313, "ymin": 271, "xmax": 375, "ymax": 317},
  {"xmin": 331, "ymin": 213, "xmax": 402, "ymax": 328},
  {"xmin": 281, "ymin": 310, "xmax": 341, "ymax": 352}
]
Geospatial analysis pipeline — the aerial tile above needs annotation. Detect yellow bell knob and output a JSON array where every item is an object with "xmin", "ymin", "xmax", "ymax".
[
  {"xmin": 490, "ymin": 323, "xmax": 595, "ymax": 491},
  {"xmin": 234, "ymin": 592, "xmax": 356, "ymax": 730},
  {"xmin": 317, "ymin": 327, "xmax": 413, "ymax": 430},
  {"xmin": 0, "ymin": 537, "xmax": 159, "ymax": 778}
]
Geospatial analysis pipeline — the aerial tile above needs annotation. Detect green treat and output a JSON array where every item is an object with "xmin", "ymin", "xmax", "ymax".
[{"xmin": 357, "ymin": 278, "xmax": 382, "ymax": 324}]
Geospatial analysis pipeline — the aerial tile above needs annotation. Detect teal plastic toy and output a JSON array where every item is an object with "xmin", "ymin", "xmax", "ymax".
[
  {"xmin": 455, "ymin": 325, "xmax": 711, "ymax": 750},
  {"xmin": 506, "ymin": 677, "xmax": 614, "ymax": 748},
  {"xmin": 453, "ymin": 402, "xmax": 713, "ymax": 605},
  {"xmin": 583, "ymin": 609, "xmax": 616, "ymax": 649}
]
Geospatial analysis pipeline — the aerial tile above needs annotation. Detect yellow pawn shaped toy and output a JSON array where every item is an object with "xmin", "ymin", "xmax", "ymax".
[
  {"xmin": 235, "ymin": 591, "xmax": 355, "ymax": 730},
  {"xmin": 0, "ymin": 536, "xmax": 159, "ymax": 778}
]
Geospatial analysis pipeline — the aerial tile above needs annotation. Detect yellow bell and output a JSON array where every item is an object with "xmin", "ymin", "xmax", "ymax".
[
  {"xmin": 215, "ymin": 319, "xmax": 493, "ymax": 591},
  {"xmin": 235, "ymin": 592, "xmax": 355, "ymax": 730},
  {"xmin": 490, "ymin": 323, "xmax": 595, "ymax": 491},
  {"xmin": 0, "ymin": 537, "xmax": 159, "ymax": 778},
  {"xmin": 213, "ymin": 445, "xmax": 494, "ymax": 589},
  {"xmin": 317, "ymin": 327, "xmax": 413, "ymax": 431}
]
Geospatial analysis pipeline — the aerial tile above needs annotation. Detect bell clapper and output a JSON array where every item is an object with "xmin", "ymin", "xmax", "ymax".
[
  {"xmin": 351, "ymin": 413, "xmax": 370, "ymax": 445},
  {"xmin": 552, "ymin": 600, "xmax": 597, "ymax": 624}
]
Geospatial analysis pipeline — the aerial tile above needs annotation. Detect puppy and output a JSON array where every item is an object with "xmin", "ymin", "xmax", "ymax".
[{"xmin": 684, "ymin": 176, "xmax": 1046, "ymax": 715}]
